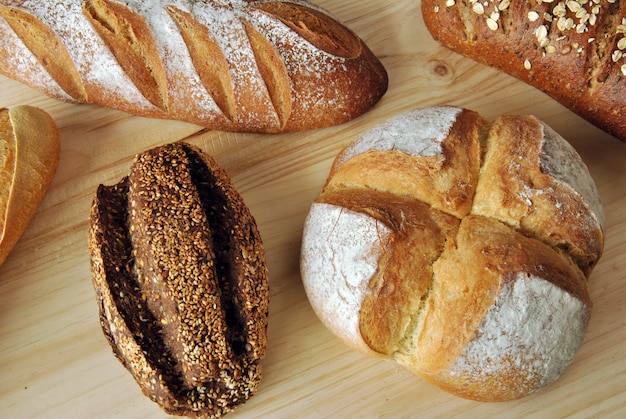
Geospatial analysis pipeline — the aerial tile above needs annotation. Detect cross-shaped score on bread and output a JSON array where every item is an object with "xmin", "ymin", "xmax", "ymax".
[{"xmin": 300, "ymin": 106, "xmax": 605, "ymax": 402}]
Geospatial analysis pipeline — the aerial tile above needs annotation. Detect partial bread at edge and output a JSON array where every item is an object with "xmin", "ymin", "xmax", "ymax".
[
  {"xmin": 0, "ymin": 105, "xmax": 60, "ymax": 266},
  {"xmin": 421, "ymin": 0, "xmax": 626, "ymax": 142}
]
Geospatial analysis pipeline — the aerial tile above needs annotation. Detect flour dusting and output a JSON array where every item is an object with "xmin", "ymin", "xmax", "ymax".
[
  {"xmin": 0, "ymin": 0, "xmax": 377, "ymax": 130},
  {"xmin": 301, "ymin": 202, "xmax": 392, "ymax": 354},
  {"xmin": 335, "ymin": 106, "xmax": 462, "ymax": 168},
  {"xmin": 448, "ymin": 273, "xmax": 590, "ymax": 394},
  {"xmin": 539, "ymin": 123, "xmax": 605, "ymax": 229}
]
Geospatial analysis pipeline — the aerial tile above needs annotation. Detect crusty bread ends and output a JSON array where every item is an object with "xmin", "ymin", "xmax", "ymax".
[
  {"xmin": 89, "ymin": 143, "xmax": 269, "ymax": 418},
  {"xmin": 0, "ymin": 0, "xmax": 388, "ymax": 133},
  {"xmin": 301, "ymin": 106, "xmax": 605, "ymax": 401},
  {"xmin": 421, "ymin": 0, "xmax": 626, "ymax": 142},
  {"xmin": 0, "ymin": 105, "xmax": 59, "ymax": 266}
]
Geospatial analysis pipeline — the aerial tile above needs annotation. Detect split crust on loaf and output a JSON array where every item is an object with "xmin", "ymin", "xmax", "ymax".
[
  {"xmin": 0, "ymin": 0, "xmax": 388, "ymax": 133},
  {"xmin": 89, "ymin": 143, "xmax": 269, "ymax": 418},
  {"xmin": 421, "ymin": 0, "xmax": 626, "ymax": 142},
  {"xmin": 300, "ymin": 106, "xmax": 604, "ymax": 402}
]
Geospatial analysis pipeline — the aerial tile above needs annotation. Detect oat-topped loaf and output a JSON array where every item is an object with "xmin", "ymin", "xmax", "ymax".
[
  {"xmin": 421, "ymin": 0, "xmax": 626, "ymax": 142},
  {"xmin": 89, "ymin": 143, "xmax": 269, "ymax": 417},
  {"xmin": 0, "ymin": 0, "xmax": 388, "ymax": 133}
]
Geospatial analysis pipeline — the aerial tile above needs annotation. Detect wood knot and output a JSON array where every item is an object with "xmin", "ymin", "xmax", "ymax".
[
  {"xmin": 426, "ymin": 59, "xmax": 455, "ymax": 83},
  {"xmin": 432, "ymin": 61, "xmax": 450, "ymax": 77}
]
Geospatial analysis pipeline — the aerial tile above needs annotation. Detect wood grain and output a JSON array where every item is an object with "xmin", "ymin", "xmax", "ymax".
[{"xmin": 1, "ymin": 1, "xmax": 625, "ymax": 417}]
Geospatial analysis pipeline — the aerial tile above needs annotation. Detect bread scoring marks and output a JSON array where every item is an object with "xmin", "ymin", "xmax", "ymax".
[
  {"xmin": 113, "ymin": 0, "xmax": 243, "ymax": 121},
  {"xmin": 301, "ymin": 202, "xmax": 392, "ymax": 356},
  {"xmin": 539, "ymin": 122, "xmax": 606, "ymax": 229},
  {"xmin": 0, "ymin": 12, "xmax": 74, "ymax": 102},
  {"xmin": 186, "ymin": 1, "xmax": 279, "ymax": 127},
  {"xmin": 447, "ymin": 273, "xmax": 590, "ymax": 398},
  {"xmin": 334, "ymin": 106, "xmax": 462, "ymax": 168},
  {"xmin": 5, "ymin": 0, "xmax": 154, "ymax": 109},
  {"xmin": 249, "ymin": 5, "xmax": 351, "ymax": 114}
]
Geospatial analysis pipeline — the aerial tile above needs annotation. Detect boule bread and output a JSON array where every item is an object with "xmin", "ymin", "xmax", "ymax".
[
  {"xmin": 0, "ymin": 105, "xmax": 59, "ymax": 266},
  {"xmin": 421, "ymin": 0, "xmax": 626, "ymax": 142},
  {"xmin": 300, "ymin": 106, "xmax": 604, "ymax": 401},
  {"xmin": 0, "ymin": 0, "xmax": 388, "ymax": 133},
  {"xmin": 89, "ymin": 142, "xmax": 269, "ymax": 418}
]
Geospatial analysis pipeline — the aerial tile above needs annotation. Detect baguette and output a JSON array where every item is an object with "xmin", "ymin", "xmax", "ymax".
[
  {"xmin": 300, "ymin": 106, "xmax": 605, "ymax": 401},
  {"xmin": 0, "ymin": 105, "xmax": 59, "ymax": 266},
  {"xmin": 89, "ymin": 143, "xmax": 269, "ymax": 417},
  {"xmin": 0, "ymin": 0, "xmax": 388, "ymax": 133},
  {"xmin": 421, "ymin": 0, "xmax": 626, "ymax": 142}
]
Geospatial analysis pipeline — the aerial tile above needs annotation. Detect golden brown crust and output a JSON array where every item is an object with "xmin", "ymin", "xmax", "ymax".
[
  {"xmin": 407, "ymin": 215, "xmax": 590, "ymax": 377},
  {"xmin": 421, "ymin": 0, "xmax": 626, "ymax": 142},
  {"xmin": 325, "ymin": 107, "xmax": 484, "ymax": 219},
  {"xmin": 472, "ymin": 114, "xmax": 605, "ymax": 276},
  {"xmin": 0, "ymin": 0, "xmax": 388, "ymax": 133},
  {"xmin": 301, "ymin": 106, "xmax": 604, "ymax": 402},
  {"xmin": 88, "ymin": 143, "xmax": 269, "ymax": 418},
  {"xmin": 0, "ymin": 105, "xmax": 59, "ymax": 266},
  {"xmin": 318, "ymin": 189, "xmax": 460, "ymax": 355}
]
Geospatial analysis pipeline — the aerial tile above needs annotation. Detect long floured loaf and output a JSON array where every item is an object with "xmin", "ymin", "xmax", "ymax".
[
  {"xmin": 421, "ymin": 0, "xmax": 626, "ymax": 142},
  {"xmin": 0, "ymin": 0, "xmax": 388, "ymax": 133},
  {"xmin": 300, "ymin": 106, "xmax": 605, "ymax": 401}
]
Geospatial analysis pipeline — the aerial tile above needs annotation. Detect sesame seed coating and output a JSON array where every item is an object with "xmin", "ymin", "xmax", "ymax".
[{"xmin": 88, "ymin": 143, "xmax": 269, "ymax": 418}]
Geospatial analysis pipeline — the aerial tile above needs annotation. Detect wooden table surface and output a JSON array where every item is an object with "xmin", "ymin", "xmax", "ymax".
[{"xmin": 1, "ymin": 1, "xmax": 625, "ymax": 418}]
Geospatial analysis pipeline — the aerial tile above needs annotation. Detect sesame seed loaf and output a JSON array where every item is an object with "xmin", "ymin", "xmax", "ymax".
[
  {"xmin": 421, "ymin": 0, "xmax": 626, "ymax": 142},
  {"xmin": 300, "ymin": 106, "xmax": 605, "ymax": 401},
  {"xmin": 89, "ymin": 143, "xmax": 269, "ymax": 418},
  {"xmin": 0, "ymin": 0, "xmax": 387, "ymax": 133},
  {"xmin": 0, "ymin": 105, "xmax": 59, "ymax": 266}
]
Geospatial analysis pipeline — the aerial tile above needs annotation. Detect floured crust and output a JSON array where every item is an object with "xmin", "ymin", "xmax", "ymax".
[
  {"xmin": 300, "ymin": 105, "xmax": 604, "ymax": 401},
  {"xmin": 423, "ymin": 270, "xmax": 590, "ymax": 401},
  {"xmin": 400, "ymin": 215, "xmax": 590, "ymax": 401},
  {"xmin": 0, "ymin": 105, "xmax": 59, "ymax": 266},
  {"xmin": 0, "ymin": 0, "xmax": 388, "ymax": 133},
  {"xmin": 301, "ymin": 201, "xmax": 393, "ymax": 358},
  {"xmin": 325, "ymin": 107, "xmax": 483, "ymax": 218}
]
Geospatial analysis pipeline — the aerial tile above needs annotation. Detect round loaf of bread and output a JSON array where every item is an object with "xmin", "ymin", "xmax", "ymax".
[{"xmin": 300, "ymin": 106, "xmax": 605, "ymax": 401}]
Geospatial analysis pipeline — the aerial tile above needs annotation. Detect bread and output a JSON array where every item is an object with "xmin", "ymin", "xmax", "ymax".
[
  {"xmin": 0, "ymin": 0, "xmax": 388, "ymax": 133},
  {"xmin": 300, "ymin": 106, "xmax": 605, "ymax": 401},
  {"xmin": 0, "ymin": 105, "xmax": 59, "ymax": 266},
  {"xmin": 88, "ymin": 142, "xmax": 269, "ymax": 418},
  {"xmin": 421, "ymin": 0, "xmax": 626, "ymax": 142}
]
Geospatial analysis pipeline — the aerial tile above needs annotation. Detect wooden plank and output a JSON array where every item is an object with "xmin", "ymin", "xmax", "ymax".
[{"xmin": 1, "ymin": 1, "xmax": 625, "ymax": 417}]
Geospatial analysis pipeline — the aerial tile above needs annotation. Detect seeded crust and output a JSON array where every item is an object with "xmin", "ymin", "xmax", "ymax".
[
  {"xmin": 421, "ymin": 0, "xmax": 626, "ymax": 142},
  {"xmin": 0, "ymin": 0, "xmax": 388, "ymax": 133},
  {"xmin": 89, "ymin": 143, "xmax": 269, "ymax": 418}
]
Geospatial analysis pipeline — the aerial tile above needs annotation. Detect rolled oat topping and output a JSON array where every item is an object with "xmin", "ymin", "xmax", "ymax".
[{"xmin": 437, "ymin": 0, "xmax": 626, "ymax": 76}]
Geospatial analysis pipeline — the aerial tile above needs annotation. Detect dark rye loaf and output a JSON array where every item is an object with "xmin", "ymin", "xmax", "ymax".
[{"xmin": 89, "ymin": 143, "xmax": 269, "ymax": 418}]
